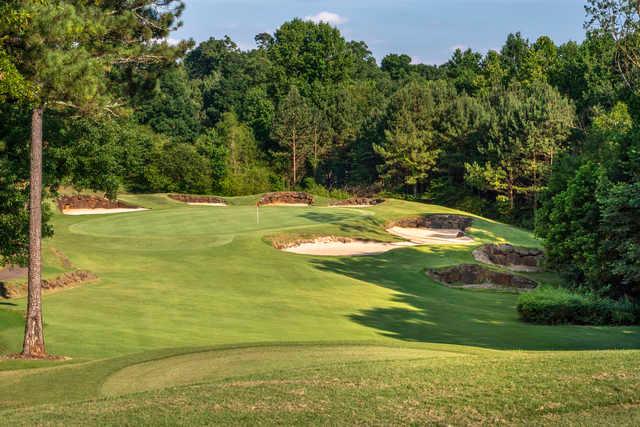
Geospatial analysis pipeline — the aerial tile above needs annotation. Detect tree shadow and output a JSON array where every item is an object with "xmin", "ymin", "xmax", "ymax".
[
  {"xmin": 300, "ymin": 211, "xmax": 386, "ymax": 236},
  {"xmin": 311, "ymin": 247, "xmax": 640, "ymax": 351}
]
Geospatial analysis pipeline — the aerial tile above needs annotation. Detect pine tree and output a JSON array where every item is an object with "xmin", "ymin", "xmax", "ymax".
[{"xmin": 2, "ymin": 0, "xmax": 187, "ymax": 358}]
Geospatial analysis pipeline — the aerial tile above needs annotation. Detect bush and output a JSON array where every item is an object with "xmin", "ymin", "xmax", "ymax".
[
  {"xmin": 302, "ymin": 178, "xmax": 351, "ymax": 200},
  {"xmin": 517, "ymin": 287, "xmax": 638, "ymax": 326}
]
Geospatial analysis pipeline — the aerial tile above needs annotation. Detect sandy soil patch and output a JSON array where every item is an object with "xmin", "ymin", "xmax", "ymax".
[
  {"xmin": 2, "ymin": 270, "xmax": 98, "ymax": 298},
  {"xmin": 0, "ymin": 266, "xmax": 27, "ymax": 281},
  {"xmin": 187, "ymin": 202, "xmax": 227, "ymax": 207},
  {"xmin": 261, "ymin": 203, "xmax": 310, "ymax": 207},
  {"xmin": 386, "ymin": 226, "xmax": 474, "ymax": 245},
  {"xmin": 330, "ymin": 204, "xmax": 374, "ymax": 208},
  {"xmin": 281, "ymin": 237, "xmax": 417, "ymax": 256},
  {"xmin": 63, "ymin": 208, "xmax": 149, "ymax": 215}
]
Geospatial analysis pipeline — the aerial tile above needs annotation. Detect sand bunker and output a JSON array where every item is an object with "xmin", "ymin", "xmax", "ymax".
[
  {"xmin": 58, "ymin": 195, "xmax": 146, "ymax": 215},
  {"xmin": 63, "ymin": 208, "xmax": 148, "ymax": 215},
  {"xmin": 473, "ymin": 244, "xmax": 545, "ymax": 272},
  {"xmin": 428, "ymin": 264, "xmax": 537, "ymax": 291},
  {"xmin": 386, "ymin": 214, "xmax": 475, "ymax": 245},
  {"xmin": 168, "ymin": 194, "xmax": 227, "ymax": 206},
  {"xmin": 258, "ymin": 192, "xmax": 314, "ymax": 206},
  {"xmin": 329, "ymin": 197, "xmax": 385, "ymax": 208},
  {"xmin": 280, "ymin": 237, "xmax": 417, "ymax": 256}
]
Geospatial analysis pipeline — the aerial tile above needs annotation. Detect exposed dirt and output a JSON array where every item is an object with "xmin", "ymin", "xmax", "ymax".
[
  {"xmin": 427, "ymin": 264, "xmax": 537, "ymax": 291},
  {"xmin": 276, "ymin": 236, "xmax": 417, "ymax": 256},
  {"xmin": 1, "ymin": 270, "xmax": 98, "ymax": 299},
  {"xmin": 0, "ymin": 354, "xmax": 71, "ymax": 361},
  {"xmin": 330, "ymin": 197, "xmax": 385, "ymax": 207},
  {"xmin": 57, "ymin": 195, "xmax": 138, "ymax": 211},
  {"xmin": 0, "ymin": 266, "xmax": 27, "ymax": 282},
  {"xmin": 258, "ymin": 192, "xmax": 314, "ymax": 206},
  {"xmin": 390, "ymin": 214, "xmax": 474, "ymax": 231},
  {"xmin": 168, "ymin": 194, "xmax": 227, "ymax": 206},
  {"xmin": 473, "ymin": 244, "xmax": 545, "ymax": 272}
]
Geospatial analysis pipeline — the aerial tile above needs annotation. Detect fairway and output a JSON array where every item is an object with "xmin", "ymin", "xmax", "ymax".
[{"xmin": 1, "ymin": 194, "xmax": 639, "ymax": 425}]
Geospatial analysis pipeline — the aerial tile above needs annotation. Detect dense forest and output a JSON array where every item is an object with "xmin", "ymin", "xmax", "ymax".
[{"xmin": 1, "ymin": 0, "xmax": 639, "ymax": 328}]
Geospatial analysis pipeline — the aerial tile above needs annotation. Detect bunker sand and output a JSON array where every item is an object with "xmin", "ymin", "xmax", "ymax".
[
  {"xmin": 62, "ymin": 208, "xmax": 149, "ymax": 215},
  {"xmin": 386, "ymin": 226, "xmax": 475, "ymax": 245},
  {"xmin": 283, "ymin": 239, "xmax": 417, "ymax": 256}
]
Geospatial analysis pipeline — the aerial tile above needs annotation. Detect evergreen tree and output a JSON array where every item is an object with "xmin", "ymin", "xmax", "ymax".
[{"xmin": 3, "ymin": 0, "xmax": 186, "ymax": 358}]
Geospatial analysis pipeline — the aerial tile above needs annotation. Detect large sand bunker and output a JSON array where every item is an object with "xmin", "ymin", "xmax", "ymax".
[
  {"xmin": 387, "ymin": 214, "xmax": 475, "ymax": 245},
  {"xmin": 168, "ymin": 194, "xmax": 227, "ymax": 206},
  {"xmin": 58, "ymin": 195, "xmax": 147, "ymax": 215},
  {"xmin": 428, "ymin": 264, "xmax": 537, "ymax": 291},
  {"xmin": 473, "ymin": 244, "xmax": 545, "ymax": 272},
  {"xmin": 278, "ymin": 237, "xmax": 417, "ymax": 256},
  {"xmin": 329, "ymin": 197, "xmax": 385, "ymax": 208},
  {"xmin": 258, "ymin": 192, "xmax": 314, "ymax": 206}
]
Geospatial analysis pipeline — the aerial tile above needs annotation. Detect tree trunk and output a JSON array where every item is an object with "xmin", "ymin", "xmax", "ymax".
[
  {"xmin": 292, "ymin": 131, "xmax": 297, "ymax": 187},
  {"xmin": 22, "ymin": 107, "xmax": 46, "ymax": 359}
]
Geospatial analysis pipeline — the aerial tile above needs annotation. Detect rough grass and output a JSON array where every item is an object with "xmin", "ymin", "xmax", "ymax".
[{"xmin": 0, "ymin": 194, "xmax": 638, "ymax": 425}]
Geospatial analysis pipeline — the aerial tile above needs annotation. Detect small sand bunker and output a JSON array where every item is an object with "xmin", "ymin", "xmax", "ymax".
[
  {"xmin": 329, "ymin": 197, "xmax": 385, "ymax": 208},
  {"xmin": 387, "ymin": 214, "xmax": 475, "ymax": 245},
  {"xmin": 1, "ymin": 270, "xmax": 97, "ymax": 299},
  {"xmin": 168, "ymin": 194, "xmax": 227, "ymax": 206},
  {"xmin": 258, "ymin": 192, "xmax": 313, "ymax": 206},
  {"xmin": 278, "ymin": 237, "xmax": 417, "ymax": 256},
  {"xmin": 473, "ymin": 244, "xmax": 545, "ymax": 272},
  {"xmin": 58, "ymin": 195, "xmax": 147, "ymax": 215},
  {"xmin": 427, "ymin": 264, "xmax": 537, "ymax": 291}
]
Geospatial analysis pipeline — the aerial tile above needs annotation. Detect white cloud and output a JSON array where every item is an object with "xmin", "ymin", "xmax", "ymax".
[
  {"xmin": 449, "ymin": 44, "xmax": 468, "ymax": 52},
  {"xmin": 166, "ymin": 37, "xmax": 181, "ymax": 46},
  {"xmin": 304, "ymin": 11, "xmax": 348, "ymax": 26}
]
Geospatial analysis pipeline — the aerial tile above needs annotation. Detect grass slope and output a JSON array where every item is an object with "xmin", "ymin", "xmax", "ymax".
[{"xmin": 0, "ymin": 194, "xmax": 638, "ymax": 424}]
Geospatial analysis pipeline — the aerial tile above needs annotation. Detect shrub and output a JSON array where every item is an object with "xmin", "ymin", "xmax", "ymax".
[
  {"xmin": 302, "ymin": 178, "xmax": 350, "ymax": 200},
  {"xmin": 517, "ymin": 287, "xmax": 638, "ymax": 326}
]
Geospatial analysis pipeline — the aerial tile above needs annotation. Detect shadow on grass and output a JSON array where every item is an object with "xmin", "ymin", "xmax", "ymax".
[
  {"xmin": 300, "ymin": 211, "xmax": 387, "ymax": 236},
  {"xmin": 311, "ymin": 247, "xmax": 640, "ymax": 351}
]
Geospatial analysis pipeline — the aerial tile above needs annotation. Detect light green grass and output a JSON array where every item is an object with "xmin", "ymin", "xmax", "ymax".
[{"xmin": 0, "ymin": 194, "xmax": 638, "ymax": 425}]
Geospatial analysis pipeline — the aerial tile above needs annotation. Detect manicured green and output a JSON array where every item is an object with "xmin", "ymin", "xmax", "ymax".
[{"xmin": 0, "ymin": 194, "xmax": 638, "ymax": 424}]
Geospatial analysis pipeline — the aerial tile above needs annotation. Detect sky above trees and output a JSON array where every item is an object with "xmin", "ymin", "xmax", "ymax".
[{"xmin": 172, "ymin": 0, "xmax": 585, "ymax": 64}]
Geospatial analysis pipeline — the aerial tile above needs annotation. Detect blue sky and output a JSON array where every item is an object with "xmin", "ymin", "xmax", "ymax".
[{"xmin": 172, "ymin": 0, "xmax": 587, "ymax": 65}]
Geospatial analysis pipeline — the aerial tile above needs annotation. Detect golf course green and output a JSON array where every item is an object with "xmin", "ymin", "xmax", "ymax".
[{"xmin": 1, "ymin": 194, "xmax": 639, "ymax": 425}]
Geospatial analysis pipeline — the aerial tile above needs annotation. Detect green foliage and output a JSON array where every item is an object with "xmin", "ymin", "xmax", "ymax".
[
  {"xmin": 149, "ymin": 143, "xmax": 212, "ymax": 194},
  {"xmin": 465, "ymin": 82, "xmax": 575, "ymax": 217},
  {"xmin": 302, "ymin": 178, "xmax": 350, "ymax": 200},
  {"xmin": 517, "ymin": 286, "xmax": 638, "ymax": 325},
  {"xmin": 267, "ymin": 19, "xmax": 355, "ymax": 94},
  {"xmin": 272, "ymin": 86, "xmax": 313, "ymax": 186},
  {"xmin": 135, "ymin": 66, "xmax": 203, "ymax": 143},
  {"xmin": 374, "ymin": 81, "xmax": 451, "ymax": 194}
]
